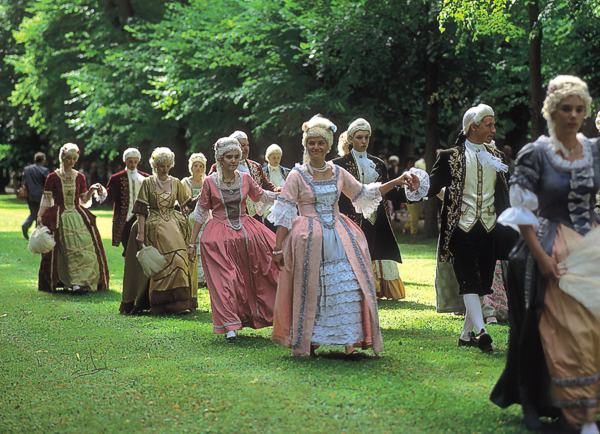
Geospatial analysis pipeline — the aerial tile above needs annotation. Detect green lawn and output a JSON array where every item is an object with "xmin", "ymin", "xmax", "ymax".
[{"xmin": 0, "ymin": 194, "xmax": 523, "ymax": 433}]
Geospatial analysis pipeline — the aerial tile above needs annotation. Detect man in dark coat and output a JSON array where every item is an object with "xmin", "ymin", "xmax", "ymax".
[
  {"xmin": 333, "ymin": 118, "xmax": 424, "ymax": 300},
  {"xmin": 104, "ymin": 148, "xmax": 149, "ymax": 254},
  {"xmin": 427, "ymin": 104, "xmax": 516, "ymax": 353},
  {"xmin": 21, "ymin": 152, "xmax": 49, "ymax": 239}
]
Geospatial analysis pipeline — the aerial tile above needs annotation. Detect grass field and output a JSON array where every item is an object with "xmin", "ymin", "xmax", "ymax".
[{"xmin": 0, "ymin": 194, "xmax": 523, "ymax": 433}]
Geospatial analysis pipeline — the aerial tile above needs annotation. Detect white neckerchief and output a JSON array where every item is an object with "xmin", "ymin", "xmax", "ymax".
[
  {"xmin": 465, "ymin": 139, "xmax": 508, "ymax": 173},
  {"xmin": 268, "ymin": 164, "xmax": 285, "ymax": 188},
  {"xmin": 351, "ymin": 149, "xmax": 378, "ymax": 183},
  {"xmin": 127, "ymin": 169, "xmax": 144, "ymax": 220}
]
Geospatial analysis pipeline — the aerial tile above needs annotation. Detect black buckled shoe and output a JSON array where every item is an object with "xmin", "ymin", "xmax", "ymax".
[
  {"xmin": 458, "ymin": 332, "xmax": 477, "ymax": 347},
  {"xmin": 474, "ymin": 330, "xmax": 493, "ymax": 353}
]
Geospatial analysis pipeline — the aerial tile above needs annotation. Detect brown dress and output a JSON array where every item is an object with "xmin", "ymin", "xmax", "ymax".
[{"xmin": 124, "ymin": 176, "xmax": 195, "ymax": 314}]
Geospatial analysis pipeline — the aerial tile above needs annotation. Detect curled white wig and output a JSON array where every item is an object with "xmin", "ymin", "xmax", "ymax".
[
  {"xmin": 337, "ymin": 131, "xmax": 350, "ymax": 157},
  {"xmin": 347, "ymin": 118, "xmax": 371, "ymax": 140},
  {"xmin": 543, "ymin": 75, "xmax": 592, "ymax": 137},
  {"xmin": 214, "ymin": 137, "xmax": 242, "ymax": 180},
  {"xmin": 59, "ymin": 143, "xmax": 80, "ymax": 170},
  {"xmin": 302, "ymin": 115, "xmax": 337, "ymax": 163},
  {"xmin": 122, "ymin": 148, "xmax": 141, "ymax": 162},
  {"xmin": 188, "ymin": 152, "xmax": 207, "ymax": 175},
  {"xmin": 265, "ymin": 144, "xmax": 282, "ymax": 159},
  {"xmin": 229, "ymin": 130, "xmax": 249, "ymax": 142},
  {"xmin": 462, "ymin": 104, "xmax": 495, "ymax": 135},
  {"xmin": 149, "ymin": 147, "xmax": 175, "ymax": 173}
]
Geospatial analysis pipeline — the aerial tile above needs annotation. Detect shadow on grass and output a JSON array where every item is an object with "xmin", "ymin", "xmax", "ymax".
[
  {"xmin": 377, "ymin": 299, "xmax": 434, "ymax": 312},
  {"xmin": 40, "ymin": 288, "xmax": 122, "ymax": 303}
]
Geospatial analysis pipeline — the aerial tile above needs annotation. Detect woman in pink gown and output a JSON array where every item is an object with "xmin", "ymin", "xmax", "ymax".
[
  {"xmin": 269, "ymin": 115, "xmax": 425, "ymax": 357},
  {"xmin": 189, "ymin": 137, "xmax": 279, "ymax": 341}
]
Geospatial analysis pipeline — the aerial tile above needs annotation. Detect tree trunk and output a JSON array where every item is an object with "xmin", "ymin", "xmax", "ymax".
[
  {"xmin": 423, "ymin": 47, "xmax": 440, "ymax": 238},
  {"xmin": 104, "ymin": 0, "xmax": 134, "ymax": 30},
  {"xmin": 528, "ymin": 0, "xmax": 544, "ymax": 138},
  {"xmin": 172, "ymin": 127, "xmax": 189, "ymax": 179}
]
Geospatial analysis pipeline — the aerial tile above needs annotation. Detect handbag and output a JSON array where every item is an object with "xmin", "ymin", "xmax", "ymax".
[
  {"xmin": 28, "ymin": 225, "xmax": 56, "ymax": 254},
  {"xmin": 136, "ymin": 245, "xmax": 167, "ymax": 277}
]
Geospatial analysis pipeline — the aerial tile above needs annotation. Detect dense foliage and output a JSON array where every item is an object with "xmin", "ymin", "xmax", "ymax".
[{"xmin": 1, "ymin": 1, "xmax": 599, "ymax": 201}]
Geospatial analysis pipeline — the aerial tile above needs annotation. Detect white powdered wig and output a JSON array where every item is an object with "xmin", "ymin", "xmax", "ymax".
[
  {"xmin": 214, "ymin": 137, "xmax": 242, "ymax": 180},
  {"xmin": 462, "ymin": 104, "xmax": 495, "ymax": 135},
  {"xmin": 122, "ymin": 147, "xmax": 141, "ymax": 162},
  {"xmin": 149, "ymin": 147, "xmax": 175, "ymax": 174},
  {"xmin": 337, "ymin": 131, "xmax": 350, "ymax": 157},
  {"xmin": 302, "ymin": 115, "xmax": 337, "ymax": 163},
  {"xmin": 543, "ymin": 75, "xmax": 592, "ymax": 137},
  {"xmin": 265, "ymin": 144, "xmax": 282, "ymax": 159},
  {"xmin": 347, "ymin": 118, "xmax": 371, "ymax": 140},
  {"xmin": 188, "ymin": 152, "xmax": 207, "ymax": 175},
  {"xmin": 229, "ymin": 130, "xmax": 249, "ymax": 142},
  {"xmin": 59, "ymin": 143, "xmax": 80, "ymax": 170}
]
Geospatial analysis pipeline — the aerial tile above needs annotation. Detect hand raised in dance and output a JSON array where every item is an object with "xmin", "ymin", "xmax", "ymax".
[{"xmin": 398, "ymin": 172, "xmax": 420, "ymax": 191}]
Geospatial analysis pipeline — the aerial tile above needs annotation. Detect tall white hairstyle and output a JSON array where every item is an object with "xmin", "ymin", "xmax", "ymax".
[
  {"xmin": 301, "ymin": 115, "xmax": 337, "ymax": 163},
  {"xmin": 149, "ymin": 147, "xmax": 175, "ymax": 175},
  {"xmin": 229, "ymin": 130, "xmax": 248, "ymax": 142},
  {"xmin": 59, "ymin": 143, "xmax": 80, "ymax": 171},
  {"xmin": 462, "ymin": 104, "xmax": 495, "ymax": 135},
  {"xmin": 542, "ymin": 75, "xmax": 592, "ymax": 138},
  {"xmin": 214, "ymin": 137, "xmax": 242, "ymax": 181}
]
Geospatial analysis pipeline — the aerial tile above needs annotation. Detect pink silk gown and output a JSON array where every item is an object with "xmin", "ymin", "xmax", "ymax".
[
  {"xmin": 269, "ymin": 162, "xmax": 384, "ymax": 357},
  {"xmin": 193, "ymin": 171, "xmax": 279, "ymax": 334}
]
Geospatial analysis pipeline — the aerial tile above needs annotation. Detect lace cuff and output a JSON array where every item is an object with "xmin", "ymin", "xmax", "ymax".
[
  {"xmin": 254, "ymin": 190, "xmax": 277, "ymax": 216},
  {"xmin": 497, "ymin": 207, "xmax": 539, "ymax": 232},
  {"xmin": 93, "ymin": 184, "xmax": 108, "ymax": 204},
  {"xmin": 267, "ymin": 197, "xmax": 298, "ymax": 229},
  {"xmin": 193, "ymin": 201, "xmax": 210, "ymax": 226},
  {"xmin": 404, "ymin": 168, "xmax": 430, "ymax": 201},
  {"xmin": 40, "ymin": 191, "xmax": 54, "ymax": 208},
  {"xmin": 509, "ymin": 184, "xmax": 538, "ymax": 210},
  {"xmin": 352, "ymin": 182, "xmax": 382, "ymax": 218}
]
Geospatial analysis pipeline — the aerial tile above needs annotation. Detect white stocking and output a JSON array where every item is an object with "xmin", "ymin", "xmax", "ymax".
[{"xmin": 463, "ymin": 294, "xmax": 485, "ymax": 334}]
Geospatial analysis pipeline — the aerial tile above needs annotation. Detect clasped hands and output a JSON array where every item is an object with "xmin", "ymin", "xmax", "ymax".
[{"xmin": 398, "ymin": 172, "xmax": 420, "ymax": 191}]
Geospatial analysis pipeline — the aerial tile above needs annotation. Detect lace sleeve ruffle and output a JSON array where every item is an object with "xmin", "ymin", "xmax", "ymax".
[
  {"xmin": 254, "ymin": 190, "xmax": 277, "ymax": 216},
  {"xmin": 267, "ymin": 197, "xmax": 298, "ymax": 230},
  {"xmin": 192, "ymin": 200, "xmax": 210, "ymax": 226},
  {"xmin": 352, "ymin": 182, "xmax": 382, "ymax": 218},
  {"xmin": 93, "ymin": 184, "xmax": 108, "ymax": 204},
  {"xmin": 497, "ymin": 184, "xmax": 539, "ymax": 232},
  {"xmin": 405, "ymin": 167, "xmax": 430, "ymax": 201},
  {"xmin": 40, "ymin": 191, "xmax": 54, "ymax": 208}
]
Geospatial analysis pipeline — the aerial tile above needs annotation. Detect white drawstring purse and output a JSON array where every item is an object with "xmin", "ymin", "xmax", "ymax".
[
  {"xmin": 136, "ymin": 244, "xmax": 167, "ymax": 277},
  {"xmin": 28, "ymin": 225, "xmax": 56, "ymax": 254}
]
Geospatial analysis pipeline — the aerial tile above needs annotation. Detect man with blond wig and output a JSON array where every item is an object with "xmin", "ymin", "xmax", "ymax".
[{"xmin": 104, "ymin": 148, "xmax": 149, "ymax": 254}]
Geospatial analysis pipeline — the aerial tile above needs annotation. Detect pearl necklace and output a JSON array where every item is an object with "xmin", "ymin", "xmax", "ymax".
[{"xmin": 308, "ymin": 162, "xmax": 328, "ymax": 174}]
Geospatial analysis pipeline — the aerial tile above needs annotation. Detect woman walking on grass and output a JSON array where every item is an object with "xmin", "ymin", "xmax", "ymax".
[
  {"xmin": 188, "ymin": 137, "xmax": 279, "ymax": 341},
  {"xmin": 491, "ymin": 75, "xmax": 600, "ymax": 434},
  {"xmin": 37, "ymin": 143, "xmax": 109, "ymax": 293},
  {"xmin": 269, "ymin": 115, "xmax": 423, "ymax": 357}
]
